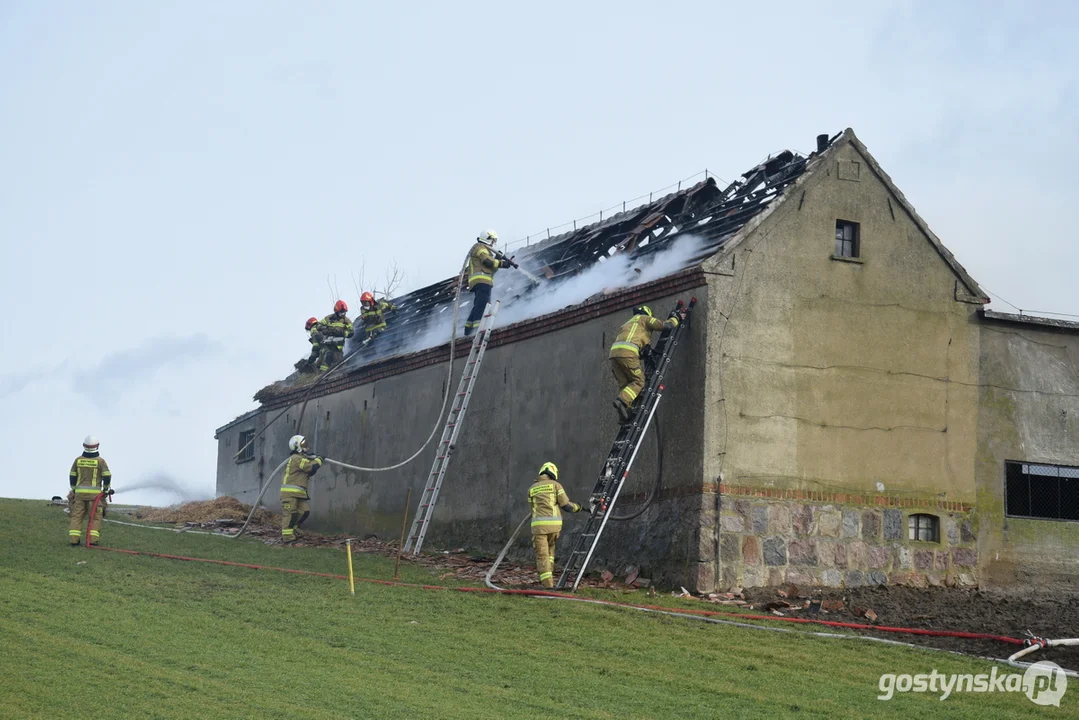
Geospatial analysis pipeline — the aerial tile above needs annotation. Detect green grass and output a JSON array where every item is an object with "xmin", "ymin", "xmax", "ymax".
[{"xmin": 0, "ymin": 498, "xmax": 1070, "ymax": 719}]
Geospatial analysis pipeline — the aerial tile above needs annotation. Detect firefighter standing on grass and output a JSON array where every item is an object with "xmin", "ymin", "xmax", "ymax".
[
  {"xmin": 608, "ymin": 304, "xmax": 682, "ymax": 422},
  {"xmin": 281, "ymin": 435, "xmax": 323, "ymax": 544},
  {"xmin": 318, "ymin": 300, "xmax": 354, "ymax": 371},
  {"xmin": 528, "ymin": 462, "xmax": 584, "ymax": 588},
  {"xmin": 67, "ymin": 435, "xmax": 112, "ymax": 546},
  {"xmin": 359, "ymin": 291, "xmax": 396, "ymax": 342}
]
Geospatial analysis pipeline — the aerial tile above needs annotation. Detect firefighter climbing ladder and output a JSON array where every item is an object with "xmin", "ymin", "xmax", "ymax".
[
  {"xmin": 405, "ymin": 300, "xmax": 501, "ymax": 555},
  {"xmin": 556, "ymin": 298, "xmax": 697, "ymax": 590}
]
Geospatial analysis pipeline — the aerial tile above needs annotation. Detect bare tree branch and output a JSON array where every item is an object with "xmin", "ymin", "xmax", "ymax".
[{"xmin": 380, "ymin": 260, "xmax": 405, "ymax": 299}]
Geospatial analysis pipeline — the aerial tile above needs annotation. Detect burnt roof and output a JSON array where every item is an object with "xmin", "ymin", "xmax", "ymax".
[{"xmin": 300, "ymin": 148, "xmax": 810, "ymax": 378}]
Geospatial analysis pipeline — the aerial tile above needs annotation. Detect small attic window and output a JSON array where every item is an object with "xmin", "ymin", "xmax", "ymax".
[
  {"xmin": 908, "ymin": 513, "xmax": 940, "ymax": 543},
  {"xmin": 835, "ymin": 220, "xmax": 860, "ymax": 258},
  {"xmin": 237, "ymin": 429, "xmax": 255, "ymax": 463}
]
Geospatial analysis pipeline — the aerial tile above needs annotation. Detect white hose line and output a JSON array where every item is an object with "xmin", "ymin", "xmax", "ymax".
[
  {"xmin": 1007, "ymin": 638, "xmax": 1079, "ymax": 677},
  {"xmin": 484, "ymin": 512, "xmax": 531, "ymax": 590},
  {"xmin": 317, "ymin": 264, "xmax": 468, "ymax": 474},
  {"xmin": 228, "ymin": 457, "xmax": 290, "ymax": 539},
  {"xmin": 102, "ymin": 518, "xmax": 222, "ymax": 536}
]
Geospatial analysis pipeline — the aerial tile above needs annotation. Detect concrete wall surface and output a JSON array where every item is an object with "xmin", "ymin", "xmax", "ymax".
[
  {"xmin": 976, "ymin": 314, "xmax": 1079, "ymax": 587},
  {"xmin": 701, "ymin": 134, "xmax": 985, "ymax": 588},
  {"xmin": 217, "ymin": 284, "xmax": 709, "ymax": 588}
]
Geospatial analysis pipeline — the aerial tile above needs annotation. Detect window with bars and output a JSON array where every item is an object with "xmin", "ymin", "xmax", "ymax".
[
  {"xmin": 237, "ymin": 429, "xmax": 255, "ymax": 463},
  {"xmin": 835, "ymin": 220, "xmax": 860, "ymax": 258},
  {"xmin": 908, "ymin": 513, "xmax": 940, "ymax": 542},
  {"xmin": 1005, "ymin": 461, "xmax": 1079, "ymax": 521}
]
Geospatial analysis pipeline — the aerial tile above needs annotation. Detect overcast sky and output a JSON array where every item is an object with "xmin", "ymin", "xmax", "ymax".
[{"xmin": 2, "ymin": 1, "xmax": 1076, "ymax": 505}]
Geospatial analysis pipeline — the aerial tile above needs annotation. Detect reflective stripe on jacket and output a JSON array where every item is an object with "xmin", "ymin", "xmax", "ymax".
[
  {"xmin": 467, "ymin": 242, "xmax": 501, "ymax": 289},
  {"xmin": 319, "ymin": 313, "xmax": 354, "ymax": 347},
  {"xmin": 528, "ymin": 477, "xmax": 579, "ymax": 534},
  {"xmin": 281, "ymin": 453, "xmax": 322, "ymax": 498},
  {"xmin": 608, "ymin": 313, "xmax": 677, "ymax": 358},
  {"xmin": 70, "ymin": 455, "xmax": 112, "ymax": 495},
  {"xmin": 361, "ymin": 300, "xmax": 396, "ymax": 334}
]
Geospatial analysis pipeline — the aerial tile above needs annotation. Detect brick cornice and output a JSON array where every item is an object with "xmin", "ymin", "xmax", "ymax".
[{"xmin": 717, "ymin": 483, "xmax": 974, "ymax": 513}]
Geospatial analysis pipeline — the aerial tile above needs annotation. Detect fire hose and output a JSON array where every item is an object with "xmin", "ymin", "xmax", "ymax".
[{"xmin": 230, "ymin": 262, "xmax": 471, "ymax": 537}]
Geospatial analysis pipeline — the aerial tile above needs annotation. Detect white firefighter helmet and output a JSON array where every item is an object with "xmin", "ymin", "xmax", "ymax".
[
  {"xmin": 477, "ymin": 229, "xmax": 498, "ymax": 246},
  {"xmin": 288, "ymin": 435, "xmax": 307, "ymax": 453},
  {"xmin": 83, "ymin": 435, "xmax": 100, "ymax": 453}
]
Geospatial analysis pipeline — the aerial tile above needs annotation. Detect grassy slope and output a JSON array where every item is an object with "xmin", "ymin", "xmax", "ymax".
[{"xmin": 0, "ymin": 498, "xmax": 1068, "ymax": 719}]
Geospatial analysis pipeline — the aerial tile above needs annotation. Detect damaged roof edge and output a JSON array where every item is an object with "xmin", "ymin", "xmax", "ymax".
[
  {"xmin": 214, "ymin": 406, "xmax": 263, "ymax": 438},
  {"xmin": 980, "ymin": 309, "xmax": 1079, "ymax": 333},
  {"xmin": 211, "ymin": 267, "xmax": 709, "ymax": 436}
]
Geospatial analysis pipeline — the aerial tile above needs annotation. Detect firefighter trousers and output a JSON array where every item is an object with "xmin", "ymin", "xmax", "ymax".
[
  {"xmin": 532, "ymin": 531, "xmax": 560, "ymax": 588},
  {"xmin": 69, "ymin": 497, "xmax": 103, "ymax": 545},
  {"xmin": 610, "ymin": 355, "xmax": 645, "ymax": 408},
  {"xmin": 318, "ymin": 345, "xmax": 344, "ymax": 372},
  {"xmin": 465, "ymin": 283, "xmax": 492, "ymax": 334},
  {"xmin": 281, "ymin": 496, "xmax": 310, "ymax": 542}
]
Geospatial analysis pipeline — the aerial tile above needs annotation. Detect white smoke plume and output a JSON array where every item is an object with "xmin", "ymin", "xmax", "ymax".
[{"xmin": 358, "ymin": 233, "xmax": 708, "ymax": 362}]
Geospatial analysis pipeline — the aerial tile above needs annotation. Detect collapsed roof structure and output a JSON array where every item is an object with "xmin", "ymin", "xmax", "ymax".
[{"xmin": 266, "ymin": 138, "xmax": 823, "ymax": 397}]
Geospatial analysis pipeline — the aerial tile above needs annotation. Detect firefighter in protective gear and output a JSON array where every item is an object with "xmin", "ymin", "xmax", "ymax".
[
  {"xmin": 359, "ymin": 291, "xmax": 397, "ymax": 342},
  {"xmin": 464, "ymin": 230, "xmax": 501, "ymax": 336},
  {"xmin": 608, "ymin": 304, "xmax": 680, "ymax": 422},
  {"xmin": 281, "ymin": 434, "xmax": 323, "ymax": 543},
  {"xmin": 296, "ymin": 317, "xmax": 322, "ymax": 372},
  {"xmin": 68, "ymin": 435, "xmax": 112, "ymax": 546},
  {"xmin": 528, "ymin": 462, "xmax": 584, "ymax": 588},
  {"xmin": 318, "ymin": 300, "xmax": 354, "ymax": 371}
]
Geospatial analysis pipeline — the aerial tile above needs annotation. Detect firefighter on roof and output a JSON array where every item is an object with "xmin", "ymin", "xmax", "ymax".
[
  {"xmin": 464, "ymin": 230, "xmax": 501, "ymax": 336},
  {"xmin": 359, "ymin": 291, "xmax": 396, "ymax": 342},
  {"xmin": 608, "ymin": 304, "xmax": 682, "ymax": 422},
  {"xmin": 318, "ymin": 300, "xmax": 354, "ymax": 371},
  {"xmin": 68, "ymin": 435, "xmax": 112, "ymax": 546},
  {"xmin": 528, "ymin": 462, "xmax": 584, "ymax": 588},
  {"xmin": 280, "ymin": 434, "xmax": 323, "ymax": 544},
  {"xmin": 296, "ymin": 316, "xmax": 322, "ymax": 372}
]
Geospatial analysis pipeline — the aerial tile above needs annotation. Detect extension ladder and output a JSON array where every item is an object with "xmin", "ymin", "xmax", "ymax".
[
  {"xmin": 556, "ymin": 297, "xmax": 697, "ymax": 590},
  {"xmin": 404, "ymin": 300, "xmax": 500, "ymax": 554}
]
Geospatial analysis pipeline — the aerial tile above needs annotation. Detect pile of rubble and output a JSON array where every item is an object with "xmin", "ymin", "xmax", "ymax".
[{"xmin": 672, "ymin": 582, "xmax": 879, "ymax": 622}]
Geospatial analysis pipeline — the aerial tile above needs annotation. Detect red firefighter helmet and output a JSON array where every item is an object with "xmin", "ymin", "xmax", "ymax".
[
  {"xmin": 305, "ymin": 317, "xmax": 318, "ymax": 330},
  {"xmin": 334, "ymin": 300, "xmax": 348, "ymax": 313},
  {"xmin": 360, "ymin": 292, "xmax": 375, "ymax": 307}
]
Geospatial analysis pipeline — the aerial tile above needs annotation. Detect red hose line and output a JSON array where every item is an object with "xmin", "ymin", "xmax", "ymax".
[{"xmin": 89, "ymin": 545, "xmax": 1024, "ymax": 645}]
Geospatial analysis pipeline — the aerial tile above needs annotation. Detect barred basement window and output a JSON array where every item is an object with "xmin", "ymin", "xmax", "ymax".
[
  {"xmin": 835, "ymin": 220, "xmax": 860, "ymax": 258},
  {"xmin": 237, "ymin": 429, "xmax": 255, "ymax": 463},
  {"xmin": 1005, "ymin": 461, "xmax": 1079, "ymax": 521},
  {"xmin": 908, "ymin": 514, "xmax": 940, "ymax": 542}
]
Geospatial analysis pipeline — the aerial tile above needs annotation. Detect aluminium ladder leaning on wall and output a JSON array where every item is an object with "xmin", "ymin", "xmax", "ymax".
[
  {"xmin": 556, "ymin": 298, "xmax": 697, "ymax": 590},
  {"xmin": 404, "ymin": 301, "xmax": 500, "ymax": 554}
]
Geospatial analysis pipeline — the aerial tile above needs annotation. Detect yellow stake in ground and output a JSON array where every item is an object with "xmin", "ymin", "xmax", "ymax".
[{"xmin": 346, "ymin": 538, "xmax": 355, "ymax": 595}]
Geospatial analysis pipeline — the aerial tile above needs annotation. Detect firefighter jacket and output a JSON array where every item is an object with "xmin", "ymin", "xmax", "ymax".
[
  {"xmin": 608, "ymin": 313, "xmax": 678, "ymax": 359},
  {"xmin": 69, "ymin": 453, "xmax": 112, "ymax": 498},
  {"xmin": 528, "ymin": 476, "xmax": 582, "ymax": 534},
  {"xmin": 281, "ymin": 452, "xmax": 323, "ymax": 499},
  {"xmin": 467, "ymin": 242, "xmax": 502, "ymax": 290},
  {"xmin": 361, "ymin": 300, "xmax": 396, "ymax": 335},
  {"xmin": 319, "ymin": 312, "xmax": 354, "ymax": 348}
]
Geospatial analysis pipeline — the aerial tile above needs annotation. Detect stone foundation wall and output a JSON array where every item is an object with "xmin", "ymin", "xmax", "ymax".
[{"xmin": 716, "ymin": 486, "xmax": 978, "ymax": 590}]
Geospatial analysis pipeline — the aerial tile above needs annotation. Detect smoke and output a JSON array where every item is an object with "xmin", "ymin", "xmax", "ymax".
[
  {"xmin": 355, "ymin": 234, "xmax": 708, "ymax": 362},
  {"xmin": 495, "ymin": 233, "xmax": 707, "ymax": 327},
  {"xmin": 115, "ymin": 473, "xmax": 213, "ymax": 504}
]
